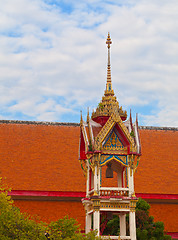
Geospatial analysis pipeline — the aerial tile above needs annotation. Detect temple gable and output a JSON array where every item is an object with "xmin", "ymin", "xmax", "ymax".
[{"xmin": 103, "ymin": 130, "xmax": 124, "ymax": 151}]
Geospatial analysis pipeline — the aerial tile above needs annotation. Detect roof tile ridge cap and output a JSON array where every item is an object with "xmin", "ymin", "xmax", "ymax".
[
  {"xmin": 139, "ymin": 126, "xmax": 178, "ymax": 131},
  {"xmin": 0, "ymin": 120, "xmax": 80, "ymax": 126}
]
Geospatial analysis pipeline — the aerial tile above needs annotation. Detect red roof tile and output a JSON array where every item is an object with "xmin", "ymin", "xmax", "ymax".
[
  {"xmin": 0, "ymin": 122, "xmax": 85, "ymax": 192},
  {"xmin": 149, "ymin": 203, "xmax": 178, "ymax": 232},
  {"xmin": 0, "ymin": 121, "xmax": 177, "ymax": 195},
  {"xmin": 135, "ymin": 128, "xmax": 178, "ymax": 195}
]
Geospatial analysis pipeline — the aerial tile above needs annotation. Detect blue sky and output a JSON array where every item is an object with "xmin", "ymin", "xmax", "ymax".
[{"xmin": 0, "ymin": 0, "xmax": 178, "ymax": 126}]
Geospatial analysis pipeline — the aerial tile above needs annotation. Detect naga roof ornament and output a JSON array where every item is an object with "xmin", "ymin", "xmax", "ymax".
[{"xmin": 91, "ymin": 33, "xmax": 127, "ymax": 120}]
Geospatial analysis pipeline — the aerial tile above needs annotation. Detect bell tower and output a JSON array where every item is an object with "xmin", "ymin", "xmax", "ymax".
[{"xmin": 79, "ymin": 33, "xmax": 141, "ymax": 240}]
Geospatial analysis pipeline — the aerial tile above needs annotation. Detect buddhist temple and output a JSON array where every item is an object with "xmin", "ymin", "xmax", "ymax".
[
  {"xmin": 79, "ymin": 33, "xmax": 141, "ymax": 239},
  {"xmin": 0, "ymin": 34, "xmax": 177, "ymax": 239}
]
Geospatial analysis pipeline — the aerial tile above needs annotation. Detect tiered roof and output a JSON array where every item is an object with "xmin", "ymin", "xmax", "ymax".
[
  {"xmin": 91, "ymin": 33, "xmax": 127, "ymax": 121},
  {"xmin": 80, "ymin": 33, "xmax": 140, "ymax": 159}
]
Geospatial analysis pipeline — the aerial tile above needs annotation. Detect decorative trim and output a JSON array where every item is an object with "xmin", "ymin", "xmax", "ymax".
[
  {"xmin": 112, "ymin": 111, "xmax": 136, "ymax": 151},
  {"xmin": 100, "ymin": 155, "xmax": 127, "ymax": 166},
  {"xmin": 102, "ymin": 150, "xmax": 127, "ymax": 155},
  {"xmin": 8, "ymin": 191, "xmax": 178, "ymax": 202},
  {"xmin": 136, "ymin": 193, "xmax": 178, "ymax": 200},
  {"xmin": 103, "ymin": 130, "xmax": 126, "ymax": 151},
  {"xmin": 100, "ymin": 202, "xmax": 130, "ymax": 210},
  {"xmin": 166, "ymin": 232, "xmax": 178, "ymax": 239},
  {"xmin": 9, "ymin": 190, "xmax": 86, "ymax": 198},
  {"xmin": 92, "ymin": 198, "xmax": 100, "ymax": 211},
  {"xmin": 130, "ymin": 199, "xmax": 138, "ymax": 212},
  {"xmin": 94, "ymin": 111, "xmax": 136, "ymax": 152},
  {"xmin": 94, "ymin": 117, "xmax": 115, "ymax": 150}
]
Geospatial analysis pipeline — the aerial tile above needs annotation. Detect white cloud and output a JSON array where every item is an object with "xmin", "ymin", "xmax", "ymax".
[
  {"xmin": 142, "ymin": 107, "xmax": 178, "ymax": 127},
  {"xmin": 0, "ymin": 0, "xmax": 178, "ymax": 126}
]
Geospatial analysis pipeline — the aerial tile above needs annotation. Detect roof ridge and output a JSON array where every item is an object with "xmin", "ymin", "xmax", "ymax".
[
  {"xmin": 0, "ymin": 120, "xmax": 80, "ymax": 126},
  {"xmin": 0, "ymin": 120, "xmax": 177, "ymax": 130},
  {"xmin": 139, "ymin": 126, "xmax": 178, "ymax": 131}
]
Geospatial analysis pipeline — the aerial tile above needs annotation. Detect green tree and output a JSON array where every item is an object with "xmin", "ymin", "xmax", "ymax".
[
  {"xmin": 47, "ymin": 217, "xmax": 104, "ymax": 240},
  {"xmin": 0, "ymin": 178, "xmax": 46, "ymax": 240},
  {"xmin": 102, "ymin": 198, "xmax": 172, "ymax": 240},
  {"xmin": 0, "ymin": 178, "xmax": 102, "ymax": 240},
  {"xmin": 136, "ymin": 198, "xmax": 172, "ymax": 240},
  {"xmin": 47, "ymin": 216, "xmax": 84, "ymax": 240}
]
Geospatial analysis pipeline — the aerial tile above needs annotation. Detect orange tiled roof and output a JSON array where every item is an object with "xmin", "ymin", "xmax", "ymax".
[
  {"xmin": 0, "ymin": 121, "xmax": 85, "ymax": 192},
  {"xmin": 0, "ymin": 121, "xmax": 178, "ymax": 195},
  {"xmin": 149, "ymin": 203, "xmax": 178, "ymax": 232},
  {"xmin": 135, "ymin": 127, "xmax": 178, "ymax": 195}
]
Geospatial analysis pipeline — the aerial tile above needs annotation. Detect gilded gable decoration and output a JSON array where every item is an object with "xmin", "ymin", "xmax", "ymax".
[
  {"xmin": 94, "ymin": 110, "xmax": 136, "ymax": 152},
  {"xmin": 103, "ymin": 130, "xmax": 124, "ymax": 151},
  {"xmin": 100, "ymin": 154, "xmax": 127, "ymax": 166}
]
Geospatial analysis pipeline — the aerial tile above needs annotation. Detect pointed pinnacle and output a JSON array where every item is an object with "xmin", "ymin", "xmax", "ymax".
[
  {"xmin": 106, "ymin": 32, "xmax": 113, "ymax": 92},
  {"xmin": 87, "ymin": 107, "xmax": 90, "ymax": 124},
  {"xmin": 106, "ymin": 32, "xmax": 112, "ymax": 49},
  {"xmin": 80, "ymin": 111, "xmax": 83, "ymax": 125}
]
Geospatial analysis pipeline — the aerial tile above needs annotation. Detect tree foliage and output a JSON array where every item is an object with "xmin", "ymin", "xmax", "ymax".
[
  {"xmin": 0, "ymin": 178, "xmax": 172, "ymax": 240},
  {"xmin": 0, "ymin": 178, "xmax": 46, "ymax": 239},
  {"xmin": 47, "ymin": 216, "xmax": 84, "ymax": 240},
  {"xmin": 0, "ymin": 178, "xmax": 102, "ymax": 239},
  {"xmin": 103, "ymin": 198, "xmax": 172, "ymax": 240},
  {"xmin": 135, "ymin": 198, "xmax": 172, "ymax": 240}
]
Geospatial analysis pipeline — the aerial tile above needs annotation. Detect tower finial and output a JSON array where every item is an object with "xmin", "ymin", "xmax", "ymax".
[
  {"xmin": 106, "ymin": 33, "xmax": 113, "ymax": 93},
  {"xmin": 106, "ymin": 32, "xmax": 112, "ymax": 49},
  {"xmin": 91, "ymin": 33, "xmax": 127, "ymax": 121},
  {"xmin": 87, "ymin": 107, "xmax": 90, "ymax": 124},
  {"xmin": 80, "ymin": 111, "xmax": 83, "ymax": 126}
]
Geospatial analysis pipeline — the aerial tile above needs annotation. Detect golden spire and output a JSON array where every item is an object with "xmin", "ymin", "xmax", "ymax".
[
  {"xmin": 91, "ymin": 33, "xmax": 127, "ymax": 120},
  {"xmin": 105, "ymin": 33, "xmax": 114, "ymax": 95}
]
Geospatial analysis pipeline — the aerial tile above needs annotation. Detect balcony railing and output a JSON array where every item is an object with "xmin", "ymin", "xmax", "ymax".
[{"xmin": 100, "ymin": 187, "xmax": 129, "ymax": 197}]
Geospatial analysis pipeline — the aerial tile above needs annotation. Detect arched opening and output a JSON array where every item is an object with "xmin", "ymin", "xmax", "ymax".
[{"xmin": 101, "ymin": 159, "xmax": 126, "ymax": 188}]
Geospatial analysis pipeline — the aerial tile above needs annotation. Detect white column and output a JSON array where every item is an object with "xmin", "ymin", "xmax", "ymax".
[
  {"xmin": 93, "ymin": 210, "xmax": 100, "ymax": 236},
  {"xmin": 86, "ymin": 163, "xmax": 89, "ymax": 197},
  {"xmin": 132, "ymin": 168, "xmax": 135, "ymax": 193},
  {"xmin": 129, "ymin": 211, "xmax": 136, "ymax": 240},
  {"xmin": 128, "ymin": 167, "xmax": 134, "ymax": 197},
  {"xmin": 86, "ymin": 212, "xmax": 91, "ymax": 233},
  {"xmin": 94, "ymin": 166, "xmax": 97, "ymax": 192},
  {"xmin": 122, "ymin": 168, "xmax": 125, "ymax": 188},
  {"xmin": 119, "ymin": 214, "xmax": 126, "ymax": 236},
  {"xmin": 98, "ymin": 167, "xmax": 100, "ymax": 195}
]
